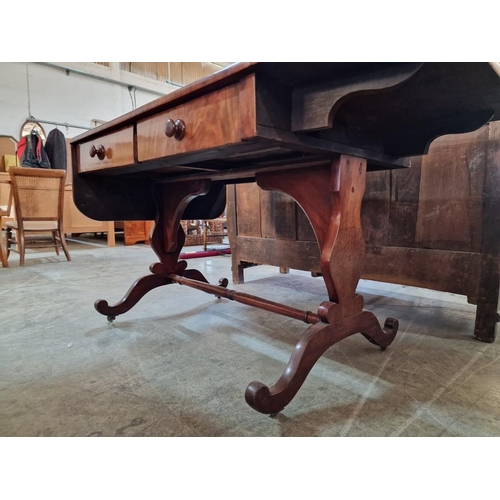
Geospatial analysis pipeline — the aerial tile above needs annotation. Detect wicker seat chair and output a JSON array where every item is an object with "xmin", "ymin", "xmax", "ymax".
[
  {"xmin": 6, "ymin": 167, "xmax": 71, "ymax": 266},
  {"xmin": 0, "ymin": 178, "xmax": 13, "ymax": 267}
]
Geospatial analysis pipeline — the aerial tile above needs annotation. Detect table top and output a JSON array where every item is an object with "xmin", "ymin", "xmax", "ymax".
[
  {"xmin": 72, "ymin": 62, "xmax": 500, "ymax": 164},
  {"xmin": 70, "ymin": 62, "xmax": 500, "ymax": 222}
]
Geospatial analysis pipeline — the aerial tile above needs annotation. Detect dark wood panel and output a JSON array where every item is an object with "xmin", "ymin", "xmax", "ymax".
[
  {"xmin": 363, "ymin": 246, "xmax": 481, "ymax": 297},
  {"xmin": 236, "ymin": 236, "xmax": 321, "ymax": 272},
  {"xmin": 291, "ymin": 63, "xmax": 422, "ymax": 132},
  {"xmin": 415, "ymin": 127, "xmax": 487, "ymax": 252},
  {"xmin": 260, "ymin": 190, "xmax": 275, "ymax": 238},
  {"xmin": 235, "ymin": 237, "xmax": 482, "ymax": 298},
  {"xmin": 482, "ymin": 121, "xmax": 500, "ymax": 255},
  {"xmin": 361, "ymin": 170, "xmax": 390, "ymax": 246},
  {"xmin": 255, "ymin": 77, "xmax": 292, "ymax": 131},
  {"xmin": 235, "ymin": 183, "xmax": 261, "ymax": 237},
  {"xmin": 388, "ymin": 156, "xmax": 422, "ymax": 247},
  {"xmin": 274, "ymin": 192, "xmax": 297, "ymax": 240},
  {"xmin": 296, "ymin": 203, "xmax": 316, "ymax": 242}
]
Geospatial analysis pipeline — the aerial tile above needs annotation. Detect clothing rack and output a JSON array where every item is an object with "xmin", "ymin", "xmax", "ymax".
[{"xmin": 28, "ymin": 117, "xmax": 91, "ymax": 131}]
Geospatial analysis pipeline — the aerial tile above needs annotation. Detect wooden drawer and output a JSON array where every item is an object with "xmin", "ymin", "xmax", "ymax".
[
  {"xmin": 114, "ymin": 220, "xmax": 154, "ymax": 245},
  {"xmin": 137, "ymin": 78, "xmax": 255, "ymax": 162},
  {"xmin": 78, "ymin": 126, "xmax": 134, "ymax": 173}
]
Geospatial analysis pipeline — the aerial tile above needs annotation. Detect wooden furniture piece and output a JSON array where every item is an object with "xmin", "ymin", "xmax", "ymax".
[
  {"xmin": 63, "ymin": 185, "xmax": 115, "ymax": 246},
  {"xmin": 0, "ymin": 178, "xmax": 12, "ymax": 267},
  {"xmin": 0, "ymin": 137, "xmax": 17, "ymax": 229},
  {"xmin": 203, "ymin": 218, "xmax": 227, "ymax": 250},
  {"xmin": 227, "ymin": 122, "xmax": 500, "ymax": 343},
  {"xmin": 1, "ymin": 135, "xmax": 115, "ymax": 246},
  {"xmin": 70, "ymin": 62, "xmax": 500, "ymax": 415},
  {"xmin": 113, "ymin": 220, "xmax": 154, "ymax": 246},
  {"xmin": 6, "ymin": 167, "xmax": 71, "ymax": 266},
  {"xmin": 0, "ymin": 172, "xmax": 13, "ymax": 225},
  {"xmin": 0, "ymin": 135, "xmax": 18, "ymax": 172},
  {"xmin": 2, "ymin": 174, "xmax": 115, "ymax": 247},
  {"xmin": 178, "ymin": 219, "xmax": 226, "ymax": 248},
  {"xmin": 114, "ymin": 219, "xmax": 224, "ymax": 247}
]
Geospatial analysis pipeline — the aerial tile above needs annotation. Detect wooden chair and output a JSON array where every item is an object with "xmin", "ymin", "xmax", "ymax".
[
  {"xmin": 0, "ymin": 178, "xmax": 13, "ymax": 267},
  {"xmin": 6, "ymin": 167, "xmax": 71, "ymax": 266}
]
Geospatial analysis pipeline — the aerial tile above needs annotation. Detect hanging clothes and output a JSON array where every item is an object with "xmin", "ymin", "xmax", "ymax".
[
  {"xmin": 17, "ymin": 129, "xmax": 51, "ymax": 168},
  {"xmin": 45, "ymin": 128, "xmax": 67, "ymax": 170}
]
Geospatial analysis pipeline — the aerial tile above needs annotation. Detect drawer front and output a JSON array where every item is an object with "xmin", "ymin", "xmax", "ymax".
[
  {"xmin": 123, "ymin": 220, "xmax": 154, "ymax": 245},
  {"xmin": 137, "ymin": 80, "xmax": 254, "ymax": 162},
  {"xmin": 78, "ymin": 127, "xmax": 134, "ymax": 173}
]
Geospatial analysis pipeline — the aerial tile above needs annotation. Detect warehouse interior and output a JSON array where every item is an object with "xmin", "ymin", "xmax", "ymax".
[{"xmin": 1, "ymin": 55, "xmax": 498, "ymax": 500}]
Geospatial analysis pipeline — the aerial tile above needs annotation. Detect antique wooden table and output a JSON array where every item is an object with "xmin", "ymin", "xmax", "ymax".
[{"xmin": 71, "ymin": 62, "xmax": 500, "ymax": 415}]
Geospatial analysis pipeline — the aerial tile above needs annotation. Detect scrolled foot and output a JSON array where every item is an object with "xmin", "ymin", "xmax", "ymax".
[
  {"xmin": 245, "ymin": 321, "xmax": 351, "ymax": 414},
  {"xmin": 244, "ymin": 313, "xmax": 401, "ymax": 415},
  {"xmin": 245, "ymin": 381, "xmax": 285, "ymax": 416},
  {"xmin": 360, "ymin": 312, "xmax": 399, "ymax": 349},
  {"xmin": 94, "ymin": 300, "xmax": 117, "ymax": 323},
  {"xmin": 94, "ymin": 273, "xmax": 171, "ymax": 319},
  {"xmin": 384, "ymin": 317, "xmax": 399, "ymax": 332},
  {"xmin": 95, "ymin": 299, "xmax": 112, "ymax": 316}
]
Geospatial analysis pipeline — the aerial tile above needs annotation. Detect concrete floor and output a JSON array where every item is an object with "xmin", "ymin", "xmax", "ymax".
[{"xmin": 1, "ymin": 235, "xmax": 499, "ymax": 437}]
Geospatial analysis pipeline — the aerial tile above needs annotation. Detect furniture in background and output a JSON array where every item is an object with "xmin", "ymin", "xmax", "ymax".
[
  {"xmin": 202, "ymin": 218, "xmax": 227, "ymax": 250},
  {"xmin": 180, "ymin": 220, "xmax": 202, "ymax": 246},
  {"xmin": 64, "ymin": 185, "xmax": 115, "ymax": 246},
  {"xmin": 112, "ymin": 218, "xmax": 226, "ymax": 248},
  {"xmin": 201, "ymin": 205, "xmax": 228, "ymax": 250},
  {"xmin": 178, "ymin": 219, "xmax": 226, "ymax": 248},
  {"xmin": 6, "ymin": 167, "xmax": 71, "ymax": 266},
  {"xmin": 0, "ymin": 177, "xmax": 12, "ymax": 267},
  {"xmin": 1, "ymin": 135, "xmax": 115, "ymax": 246},
  {"xmin": 114, "ymin": 220, "xmax": 154, "ymax": 246},
  {"xmin": 0, "ymin": 136, "xmax": 18, "ymax": 228},
  {"xmin": 0, "ymin": 135, "xmax": 18, "ymax": 173},
  {"xmin": 0, "ymin": 172, "xmax": 13, "ymax": 223},
  {"xmin": 227, "ymin": 122, "xmax": 500, "ymax": 343}
]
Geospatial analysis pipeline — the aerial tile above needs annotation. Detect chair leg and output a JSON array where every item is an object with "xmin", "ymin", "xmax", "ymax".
[
  {"xmin": 6, "ymin": 227, "xmax": 12, "ymax": 259},
  {"xmin": 0, "ymin": 228, "xmax": 7, "ymax": 268},
  {"xmin": 52, "ymin": 231, "xmax": 60, "ymax": 255},
  {"xmin": 59, "ymin": 228, "xmax": 71, "ymax": 262},
  {"xmin": 18, "ymin": 230, "xmax": 25, "ymax": 266}
]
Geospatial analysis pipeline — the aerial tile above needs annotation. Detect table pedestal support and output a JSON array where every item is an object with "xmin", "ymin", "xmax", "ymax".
[
  {"xmin": 241, "ymin": 155, "xmax": 398, "ymax": 414},
  {"xmin": 94, "ymin": 155, "xmax": 399, "ymax": 414},
  {"xmin": 94, "ymin": 179, "xmax": 226, "ymax": 320}
]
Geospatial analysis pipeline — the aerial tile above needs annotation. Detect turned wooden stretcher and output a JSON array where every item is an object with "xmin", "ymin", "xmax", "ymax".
[{"xmin": 71, "ymin": 62, "xmax": 500, "ymax": 414}]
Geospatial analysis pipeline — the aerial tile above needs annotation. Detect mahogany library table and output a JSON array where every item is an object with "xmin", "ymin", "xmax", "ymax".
[{"xmin": 71, "ymin": 63, "xmax": 500, "ymax": 415}]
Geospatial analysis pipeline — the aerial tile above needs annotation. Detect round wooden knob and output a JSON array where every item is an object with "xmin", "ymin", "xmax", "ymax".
[
  {"xmin": 165, "ymin": 119, "xmax": 186, "ymax": 141},
  {"xmin": 89, "ymin": 144, "xmax": 106, "ymax": 160}
]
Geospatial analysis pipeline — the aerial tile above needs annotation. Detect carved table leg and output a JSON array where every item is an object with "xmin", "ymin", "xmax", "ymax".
[
  {"xmin": 94, "ymin": 179, "xmax": 226, "ymax": 320},
  {"xmin": 246, "ymin": 311, "xmax": 398, "ymax": 415},
  {"xmin": 95, "ymin": 274, "xmax": 172, "ymax": 321},
  {"xmin": 246, "ymin": 155, "xmax": 399, "ymax": 414}
]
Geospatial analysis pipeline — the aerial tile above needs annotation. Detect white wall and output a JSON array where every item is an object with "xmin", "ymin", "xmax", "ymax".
[{"xmin": 0, "ymin": 62, "xmax": 177, "ymax": 141}]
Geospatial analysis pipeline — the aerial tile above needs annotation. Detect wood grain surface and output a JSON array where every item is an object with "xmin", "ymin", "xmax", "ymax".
[{"xmin": 78, "ymin": 127, "xmax": 134, "ymax": 173}]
